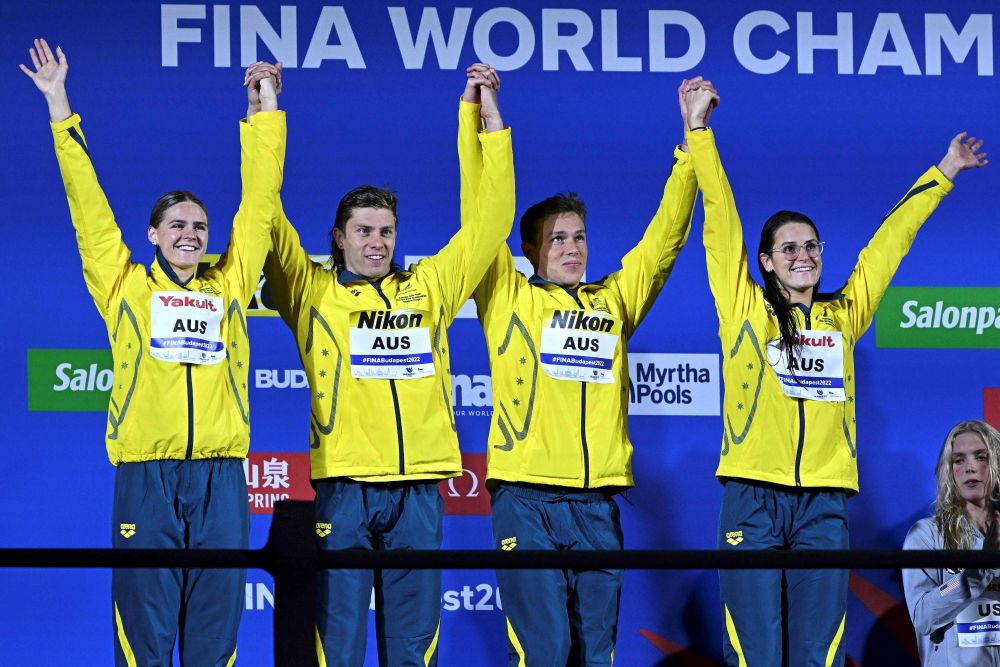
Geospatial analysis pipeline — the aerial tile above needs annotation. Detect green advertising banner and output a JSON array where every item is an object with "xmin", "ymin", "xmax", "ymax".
[
  {"xmin": 27, "ymin": 349, "xmax": 114, "ymax": 412},
  {"xmin": 876, "ymin": 287, "xmax": 1000, "ymax": 349}
]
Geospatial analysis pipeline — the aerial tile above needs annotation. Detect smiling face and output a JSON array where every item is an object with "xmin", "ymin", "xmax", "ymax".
[
  {"xmin": 147, "ymin": 201, "xmax": 208, "ymax": 280},
  {"xmin": 332, "ymin": 207, "xmax": 397, "ymax": 280},
  {"xmin": 759, "ymin": 221, "xmax": 823, "ymax": 304},
  {"xmin": 953, "ymin": 432, "xmax": 992, "ymax": 509},
  {"xmin": 524, "ymin": 212, "xmax": 588, "ymax": 288}
]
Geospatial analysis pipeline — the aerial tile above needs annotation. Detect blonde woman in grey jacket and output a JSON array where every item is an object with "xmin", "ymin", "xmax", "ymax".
[{"xmin": 904, "ymin": 420, "xmax": 1000, "ymax": 666}]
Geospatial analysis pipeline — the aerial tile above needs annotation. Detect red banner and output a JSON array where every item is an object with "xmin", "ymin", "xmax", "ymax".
[{"xmin": 245, "ymin": 452, "xmax": 315, "ymax": 515}]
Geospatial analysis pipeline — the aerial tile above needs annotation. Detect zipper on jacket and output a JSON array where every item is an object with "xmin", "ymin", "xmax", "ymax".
[
  {"xmin": 581, "ymin": 383, "xmax": 590, "ymax": 488},
  {"xmin": 793, "ymin": 306, "xmax": 811, "ymax": 486},
  {"xmin": 567, "ymin": 289, "xmax": 591, "ymax": 488},
  {"xmin": 185, "ymin": 364, "xmax": 194, "ymax": 459},
  {"xmin": 372, "ymin": 281, "xmax": 406, "ymax": 475}
]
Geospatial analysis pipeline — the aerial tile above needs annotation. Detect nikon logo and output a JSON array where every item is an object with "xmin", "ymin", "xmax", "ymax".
[
  {"xmin": 315, "ymin": 523, "xmax": 332, "ymax": 538},
  {"xmin": 725, "ymin": 530, "xmax": 743, "ymax": 546},
  {"xmin": 120, "ymin": 523, "xmax": 136, "ymax": 539},
  {"xmin": 28, "ymin": 349, "xmax": 114, "ymax": 412},
  {"xmin": 550, "ymin": 310, "xmax": 613, "ymax": 332},
  {"xmin": 357, "ymin": 311, "xmax": 423, "ymax": 329},
  {"xmin": 876, "ymin": 287, "xmax": 1000, "ymax": 349}
]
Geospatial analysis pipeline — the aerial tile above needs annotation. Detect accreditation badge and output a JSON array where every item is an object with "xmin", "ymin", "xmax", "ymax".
[
  {"xmin": 765, "ymin": 330, "xmax": 846, "ymax": 402},
  {"xmin": 149, "ymin": 291, "xmax": 225, "ymax": 365},
  {"xmin": 956, "ymin": 586, "xmax": 1000, "ymax": 647},
  {"xmin": 539, "ymin": 309, "xmax": 621, "ymax": 384},
  {"xmin": 349, "ymin": 309, "xmax": 434, "ymax": 379}
]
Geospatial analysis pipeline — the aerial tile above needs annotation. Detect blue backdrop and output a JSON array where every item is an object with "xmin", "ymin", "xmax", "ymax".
[{"xmin": 3, "ymin": 1, "xmax": 998, "ymax": 665}]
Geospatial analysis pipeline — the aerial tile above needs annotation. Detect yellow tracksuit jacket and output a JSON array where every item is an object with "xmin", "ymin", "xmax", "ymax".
[
  {"xmin": 53, "ymin": 111, "xmax": 286, "ymax": 464},
  {"xmin": 263, "ymin": 111, "xmax": 514, "ymax": 481},
  {"xmin": 688, "ymin": 128, "xmax": 953, "ymax": 492},
  {"xmin": 458, "ymin": 101, "xmax": 698, "ymax": 489}
]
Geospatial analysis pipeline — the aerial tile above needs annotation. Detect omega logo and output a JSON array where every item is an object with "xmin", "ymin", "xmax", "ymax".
[{"xmin": 446, "ymin": 468, "xmax": 481, "ymax": 498}]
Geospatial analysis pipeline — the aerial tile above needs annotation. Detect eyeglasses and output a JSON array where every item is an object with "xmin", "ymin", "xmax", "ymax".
[{"xmin": 769, "ymin": 241, "xmax": 825, "ymax": 259}]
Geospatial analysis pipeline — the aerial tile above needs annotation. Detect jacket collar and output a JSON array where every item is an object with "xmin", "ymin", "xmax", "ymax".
[
  {"xmin": 153, "ymin": 248, "xmax": 194, "ymax": 288},
  {"xmin": 336, "ymin": 263, "xmax": 406, "ymax": 286}
]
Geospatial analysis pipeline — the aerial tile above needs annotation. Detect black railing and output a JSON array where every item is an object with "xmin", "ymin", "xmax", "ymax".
[{"xmin": 3, "ymin": 501, "xmax": 999, "ymax": 666}]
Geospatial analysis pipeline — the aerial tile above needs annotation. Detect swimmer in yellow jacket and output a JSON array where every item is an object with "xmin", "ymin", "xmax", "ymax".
[{"xmin": 22, "ymin": 39, "xmax": 285, "ymax": 667}]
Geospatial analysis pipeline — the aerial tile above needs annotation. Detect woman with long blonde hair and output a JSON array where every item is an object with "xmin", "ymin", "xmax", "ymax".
[{"xmin": 904, "ymin": 420, "xmax": 1000, "ymax": 666}]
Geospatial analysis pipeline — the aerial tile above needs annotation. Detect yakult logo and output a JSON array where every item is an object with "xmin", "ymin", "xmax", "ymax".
[
  {"xmin": 157, "ymin": 294, "xmax": 218, "ymax": 311},
  {"xmin": 799, "ymin": 334, "xmax": 836, "ymax": 347},
  {"xmin": 439, "ymin": 453, "xmax": 489, "ymax": 515}
]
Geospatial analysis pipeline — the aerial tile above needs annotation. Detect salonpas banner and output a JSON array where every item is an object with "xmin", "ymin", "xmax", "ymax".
[
  {"xmin": 876, "ymin": 287, "xmax": 1000, "ymax": 349},
  {"xmin": 27, "ymin": 349, "xmax": 113, "ymax": 411}
]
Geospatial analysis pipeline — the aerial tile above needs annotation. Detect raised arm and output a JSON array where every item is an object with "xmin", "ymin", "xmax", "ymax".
[
  {"xmin": 458, "ymin": 64, "xmax": 500, "ymax": 226},
  {"xmin": 840, "ymin": 133, "xmax": 986, "ymax": 338},
  {"xmin": 23, "ymin": 39, "xmax": 132, "ymax": 319},
  {"xmin": 217, "ymin": 63, "xmax": 286, "ymax": 305},
  {"xmin": 685, "ymin": 81, "xmax": 761, "ymax": 327},
  {"xmin": 604, "ymin": 80, "xmax": 705, "ymax": 335},
  {"xmin": 456, "ymin": 64, "xmax": 520, "ymax": 321},
  {"xmin": 423, "ymin": 65, "xmax": 514, "ymax": 322}
]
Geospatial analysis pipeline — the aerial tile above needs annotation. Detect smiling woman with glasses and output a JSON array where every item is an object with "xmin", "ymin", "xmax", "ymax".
[{"xmin": 681, "ymin": 79, "xmax": 987, "ymax": 667}]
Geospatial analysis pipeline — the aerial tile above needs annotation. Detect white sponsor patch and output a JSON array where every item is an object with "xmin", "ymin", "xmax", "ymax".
[
  {"xmin": 765, "ymin": 331, "xmax": 845, "ymax": 402},
  {"xmin": 149, "ymin": 291, "xmax": 225, "ymax": 364},
  {"xmin": 957, "ymin": 590, "xmax": 1000, "ymax": 647},
  {"xmin": 539, "ymin": 309, "xmax": 620, "ymax": 384},
  {"xmin": 349, "ymin": 309, "xmax": 434, "ymax": 379}
]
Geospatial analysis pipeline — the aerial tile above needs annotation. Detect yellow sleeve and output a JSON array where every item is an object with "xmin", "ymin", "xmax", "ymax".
[
  {"xmin": 217, "ymin": 110, "xmax": 287, "ymax": 305},
  {"xmin": 840, "ymin": 165, "xmax": 952, "ymax": 338},
  {"xmin": 458, "ymin": 100, "xmax": 484, "ymax": 227},
  {"xmin": 422, "ymin": 121, "xmax": 515, "ymax": 322},
  {"xmin": 262, "ymin": 200, "xmax": 318, "ymax": 329},
  {"xmin": 688, "ymin": 128, "xmax": 760, "ymax": 326},
  {"xmin": 605, "ymin": 145, "xmax": 697, "ymax": 335},
  {"xmin": 456, "ymin": 101, "xmax": 520, "ymax": 327},
  {"xmin": 51, "ymin": 113, "xmax": 133, "ymax": 320}
]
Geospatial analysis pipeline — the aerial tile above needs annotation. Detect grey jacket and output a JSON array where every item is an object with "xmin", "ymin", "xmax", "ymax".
[{"xmin": 903, "ymin": 517, "xmax": 1000, "ymax": 666}]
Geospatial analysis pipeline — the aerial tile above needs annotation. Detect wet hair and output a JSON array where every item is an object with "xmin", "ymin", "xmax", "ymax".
[
  {"xmin": 934, "ymin": 420, "xmax": 1000, "ymax": 550},
  {"xmin": 756, "ymin": 210, "xmax": 820, "ymax": 361},
  {"xmin": 519, "ymin": 192, "xmax": 587, "ymax": 250},
  {"xmin": 148, "ymin": 191, "xmax": 207, "ymax": 229},
  {"xmin": 329, "ymin": 185, "xmax": 398, "ymax": 272}
]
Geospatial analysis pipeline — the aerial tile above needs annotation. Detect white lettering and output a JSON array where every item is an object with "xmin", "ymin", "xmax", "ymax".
[
  {"xmin": 925, "ymin": 14, "xmax": 993, "ymax": 76},
  {"xmin": 542, "ymin": 9, "xmax": 594, "ymax": 71},
  {"xmin": 213, "ymin": 5, "xmax": 230, "ymax": 67},
  {"xmin": 240, "ymin": 5, "xmax": 297, "ymax": 68},
  {"xmin": 859, "ymin": 13, "xmax": 921, "ymax": 75},
  {"xmin": 797, "ymin": 12, "xmax": 854, "ymax": 74},
  {"xmin": 900, "ymin": 300, "xmax": 919, "ymax": 328},
  {"xmin": 649, "ymin": 11, "xmax": 704, "ymax": 72},
  {"xmin": 601, "ymin": 10, "xmax": 642, "ymax": 72},
  {"xmin": 388, "ymin": 7, "xmax": 471, "ymax": 70},
  {"xmin": 451, "ymin": 374, "xmax": 492, "ymax": 408},
  {"xmin": 303, "ymin": 6, "xmax": 366, "ymax": 69},
  {"xmin": 473, "ymin": 8, "xmax": 535, "ymax": 70},
  {"xmin": 161, "ymin": 4, "xmax": 205, "ymax": 67},
  {"xmin": 733, "ymin": 11, "xmax": 791, "ymax": 74}
]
